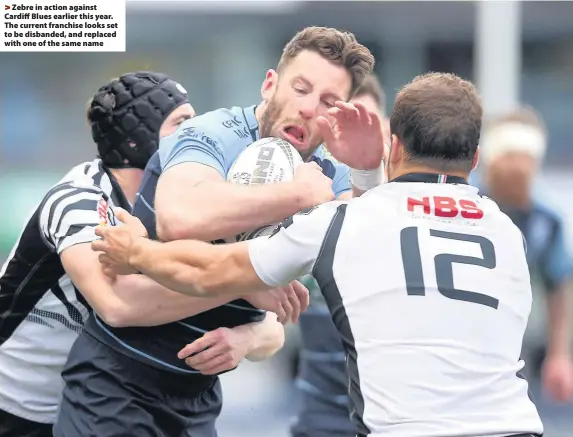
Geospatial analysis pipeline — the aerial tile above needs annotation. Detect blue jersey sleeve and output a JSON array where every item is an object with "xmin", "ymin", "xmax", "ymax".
[
  {"xmin": 542, "ymin": 216, "xmax": 573, "ymax": 291},
  {"xmin": 158, "ymin": 107, "xmax": 257, "ymax": 177},
  {"xmin": 332, "ymin": 162, "xmax": 351, "ymax": 198},
  {"xmin": 311, "ymin": 146, "xmax": 351, "ymax": 198}
]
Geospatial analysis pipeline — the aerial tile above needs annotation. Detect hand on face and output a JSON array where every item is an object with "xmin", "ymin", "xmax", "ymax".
[
  {"xmin": 259, "ymin": 51, "xmax": 356, "ymax": 161},
  {"xmin": 317, "ymin": 101, "xmax": 386, "ymax": 170}
]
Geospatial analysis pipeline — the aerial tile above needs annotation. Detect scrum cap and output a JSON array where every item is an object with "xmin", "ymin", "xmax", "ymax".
[{"xmin": 88, "ymin": 71, "xmax": 188, "ymax": 169}]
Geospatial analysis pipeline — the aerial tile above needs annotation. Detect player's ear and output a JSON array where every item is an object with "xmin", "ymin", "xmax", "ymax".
[
  {"xmin": 472, "ymin": 146, "xmax": 480, "ymax": 171},
  {"xmin": 389, "ymin": 134, "xmax": 402, "ymax": 165},
  {"xmin": 261, "ymin": 69, "xmax": 278, "ymax": 102}
]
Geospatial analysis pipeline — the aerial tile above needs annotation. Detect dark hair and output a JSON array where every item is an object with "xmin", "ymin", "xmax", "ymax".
[
  {"xmin": 354, "ymin": 73, "xmax": 386, "ymax": 113},
  {"xmin": 278, "ymin": 26, "xmax": 375, "ymax": 96},
  {"xmin": 390, "ymin": 72, "xmax": 483, "ymax": 172}
]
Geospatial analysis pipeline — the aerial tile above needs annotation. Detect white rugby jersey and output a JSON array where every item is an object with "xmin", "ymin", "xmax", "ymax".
[
  {"xmin": 249, "ymin": 173, "xmax": 543, "ymax": 437},
  {"xmin": 0, "ymin": 159, "xmax": 124, "ymax": 424}
]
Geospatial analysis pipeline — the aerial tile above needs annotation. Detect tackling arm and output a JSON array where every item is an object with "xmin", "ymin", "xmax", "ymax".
[
  {"xmin": 118, "ymin": 202, "xmax": 342, "ymax": 299},
  {"xmin": 61, "ymin": 243, "xmax": 236, "ymax": 327},
  {"xmin": 126, "ymin": 237, "xmax": 271, "ymax": 298}
]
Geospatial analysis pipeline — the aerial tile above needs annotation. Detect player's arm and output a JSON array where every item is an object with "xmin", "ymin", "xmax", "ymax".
[
  {"xmin": 337, "ymin": 143, "xmax": 388, "ymax": 200},
  {"xmin": 60, "ymin": 245, "xmax": 236, "ymax": 327},
  {"xmin": 240, "ymin": 312, "xmax": 285, "ymax": 361},
  {"xmin": 40, "ymin": 185, "xmax": 235, "ymax": 327},
  {"xmin": 125, "ymin": 238, "xmax": 272, "ymax": 298},
  {"xmin": 155, "ymin": 121, "xmax": 329, "ymax": 242},
  {"xmin": 178, "ymin": 312, "xmax": 285, "ymax": 374},
  {"xmin": 97, "ymin": 203, "xmax": 341, "ymax": 298},
  {"xmin": 541, "ymin": 218, "xmax": 573, "ymax": 358},
  {"xmin": 338, "ymin": 170, "xmax": 382, "ymax": 200},
  {"xmin": 156, "ymin": 164, "xmax": 309, "ymax": 241},
  {"xmin": 539, "ymin": 216, "xmax": 573, "ymax": 402}
]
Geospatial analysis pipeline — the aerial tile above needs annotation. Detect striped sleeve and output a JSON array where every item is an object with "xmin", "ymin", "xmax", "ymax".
[{"xmin": 39, "ymin": 182, "xmax": 112, "ymax": 254}]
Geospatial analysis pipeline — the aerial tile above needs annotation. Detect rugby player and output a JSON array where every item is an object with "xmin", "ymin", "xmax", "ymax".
[
  {"xmin": 95, "ymin": 72, "xmax": 545, "ymax": 437},
  {"xmin": 479, "ymin": 107, "xmax": 573, "ymax": 403},
  {"xmin": 0, "ymin": 71, "xmax": 290, "ymax": 437},
  {"xmin": 55, "ymin": 26, "xmax": 380, "ymax": 437},
  {"xmin": 291, "ymin": 74, "xmax": 388, "ymax": 437},
  {"xmin": 0, "ymin": 71, "xmax": 194, "ymax": 437}
]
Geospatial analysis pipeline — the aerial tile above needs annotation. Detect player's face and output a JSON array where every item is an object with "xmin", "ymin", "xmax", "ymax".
[
  {"xmin": 260, "ymin": 50, "xmax": 352, "ymax": 160},
  {"xmin": 487, "ymin": 152, "xmax": 537, "ymax": 196},
  {"xmin": 159, "ymin": 103, "xmax": 195, "ymax": 138}
]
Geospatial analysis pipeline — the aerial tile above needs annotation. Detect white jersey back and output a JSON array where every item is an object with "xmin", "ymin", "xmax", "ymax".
[{"xmin": 249, "ymin": 174, "xmax": 543, "ymax": 437}]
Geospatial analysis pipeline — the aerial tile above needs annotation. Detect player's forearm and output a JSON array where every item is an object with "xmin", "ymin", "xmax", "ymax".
[
  {"xmin": 128, "ymin": 238, "xmax": 255, "ymax": 298},
  {"xmin": 347, "ymin": 165, "xmax": 384, "ymax": 199},
  {"xmin": 108, "ymin": 275, "xmax": 235, "ymax": 327},
  {"xmin": 158, "ymin": 181, "xmax": 307, "ymax": 242},
  {"xmin": 236, "ymin": 313, "xmax": 285, "ymax": 361},
  {"xmin": 546, "ymin": 283, "xmax": 572, "ymax": 356}
]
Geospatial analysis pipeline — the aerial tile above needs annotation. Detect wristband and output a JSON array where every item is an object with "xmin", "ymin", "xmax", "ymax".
[{"xmin": 350, "ymin": 164, "xmax": 384, "ymax": 191}]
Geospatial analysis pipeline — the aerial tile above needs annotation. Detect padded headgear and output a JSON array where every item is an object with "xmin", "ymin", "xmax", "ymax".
[{"xmin": 88, "ymin": 71, "xmax": 188, "ymax": 169}]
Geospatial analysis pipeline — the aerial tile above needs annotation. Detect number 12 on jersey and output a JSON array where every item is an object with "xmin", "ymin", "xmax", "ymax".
[{"xmin": 400, "ymin": 227, "xmax": 499, "ymax": 309}]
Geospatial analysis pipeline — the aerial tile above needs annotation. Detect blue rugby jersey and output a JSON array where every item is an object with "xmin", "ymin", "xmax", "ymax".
[{"xmin": 84, "ymin": 105, "xmax": 351, "ymax": 374}]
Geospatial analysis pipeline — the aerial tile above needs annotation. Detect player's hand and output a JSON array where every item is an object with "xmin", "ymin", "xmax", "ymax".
[
  {"xmin": 91, "ymin": 208, "xmax": 148, "ymax": 276},
  {"xmin": 177, "ymin": 327, "xmax": 251, "ymax": 375},
  {"xmin": 542, "ymin": 352, "xmax": 573, "ymax": 403},
  {"xmin": 294, "ymin": 162, "xmax": 334, "ymax": 208},
  {"xmin": 244, "ymin": 280, "xmax": 310, "ymax": 324},
  {"xmin": 317, "ymin": 101, "xmax": 386, "ymax": 170}
]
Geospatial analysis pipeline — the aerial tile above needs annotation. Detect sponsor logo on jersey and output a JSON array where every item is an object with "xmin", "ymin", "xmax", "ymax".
[
  {"xmin": 97, "ymin": 196, "xmax": 117, "ymax": 226},
  {"xmin": 97, "ymin": 197, "xmax": 109, "ymax": 225}
]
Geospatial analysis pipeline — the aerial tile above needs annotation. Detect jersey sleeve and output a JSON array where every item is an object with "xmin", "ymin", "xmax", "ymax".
[
  {"xmin": 247, "ymin": 201, "xmax": 345, "ymax": 287},
  {"xmin": 541, "ymin": 217, "xmax": 573, "ymax": 291},
  {"xmin": 332, "ymin": 162, "xmax": 351, "ymax": 198},
  {"xmin": 39, "ymin": 182, "xmax": 112, "ymax": 254},
  {"xmin": 158, "ymin": 108, "xmax": 252, "ymax": 177}
]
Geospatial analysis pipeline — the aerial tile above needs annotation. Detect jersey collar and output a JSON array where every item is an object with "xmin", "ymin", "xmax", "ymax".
[
  {"xmin": 390, "ymin": 172, "xmax": 469, "ymax": 185},
  {"xmin": 102, "ymin": 164, "xmax": 132, "ymax": 209},
  {"xmin": 243, "ymin": 105, "xmax": 259, "ymax": 140}
]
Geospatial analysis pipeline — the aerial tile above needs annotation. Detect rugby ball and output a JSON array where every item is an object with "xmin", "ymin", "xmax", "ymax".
[
  {"xmin": 225, "ymin": 137, "xmax": 303, "ymax": 243},
  {"xmin": 227, "ymin": 137, "xmax": 304, "ymax": 185}
]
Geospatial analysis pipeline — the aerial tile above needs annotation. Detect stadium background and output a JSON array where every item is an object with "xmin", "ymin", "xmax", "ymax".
[{"xmin": 1, "ymin": 1, "xmax": 572, "ymax": 436}]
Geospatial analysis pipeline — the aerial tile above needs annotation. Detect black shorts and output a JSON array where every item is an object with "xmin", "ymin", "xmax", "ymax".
[
  {"xmin": 53, "ymin": 332, "xmax": 222, "ymax": 437},
  {"xmin": 0, "ymin": 409, "xmax": 53, "ymax": 437}
]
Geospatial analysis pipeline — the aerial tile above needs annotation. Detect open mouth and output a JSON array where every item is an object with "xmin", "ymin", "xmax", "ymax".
[{"xmin": 282, "ymin": 125, "xmax": 306, "ymax": 146}]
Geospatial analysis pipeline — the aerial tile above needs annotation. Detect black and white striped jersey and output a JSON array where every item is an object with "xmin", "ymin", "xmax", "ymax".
[{"xmin": 0, "ymin": 159, "xmax": 124, "ymax": 424}]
